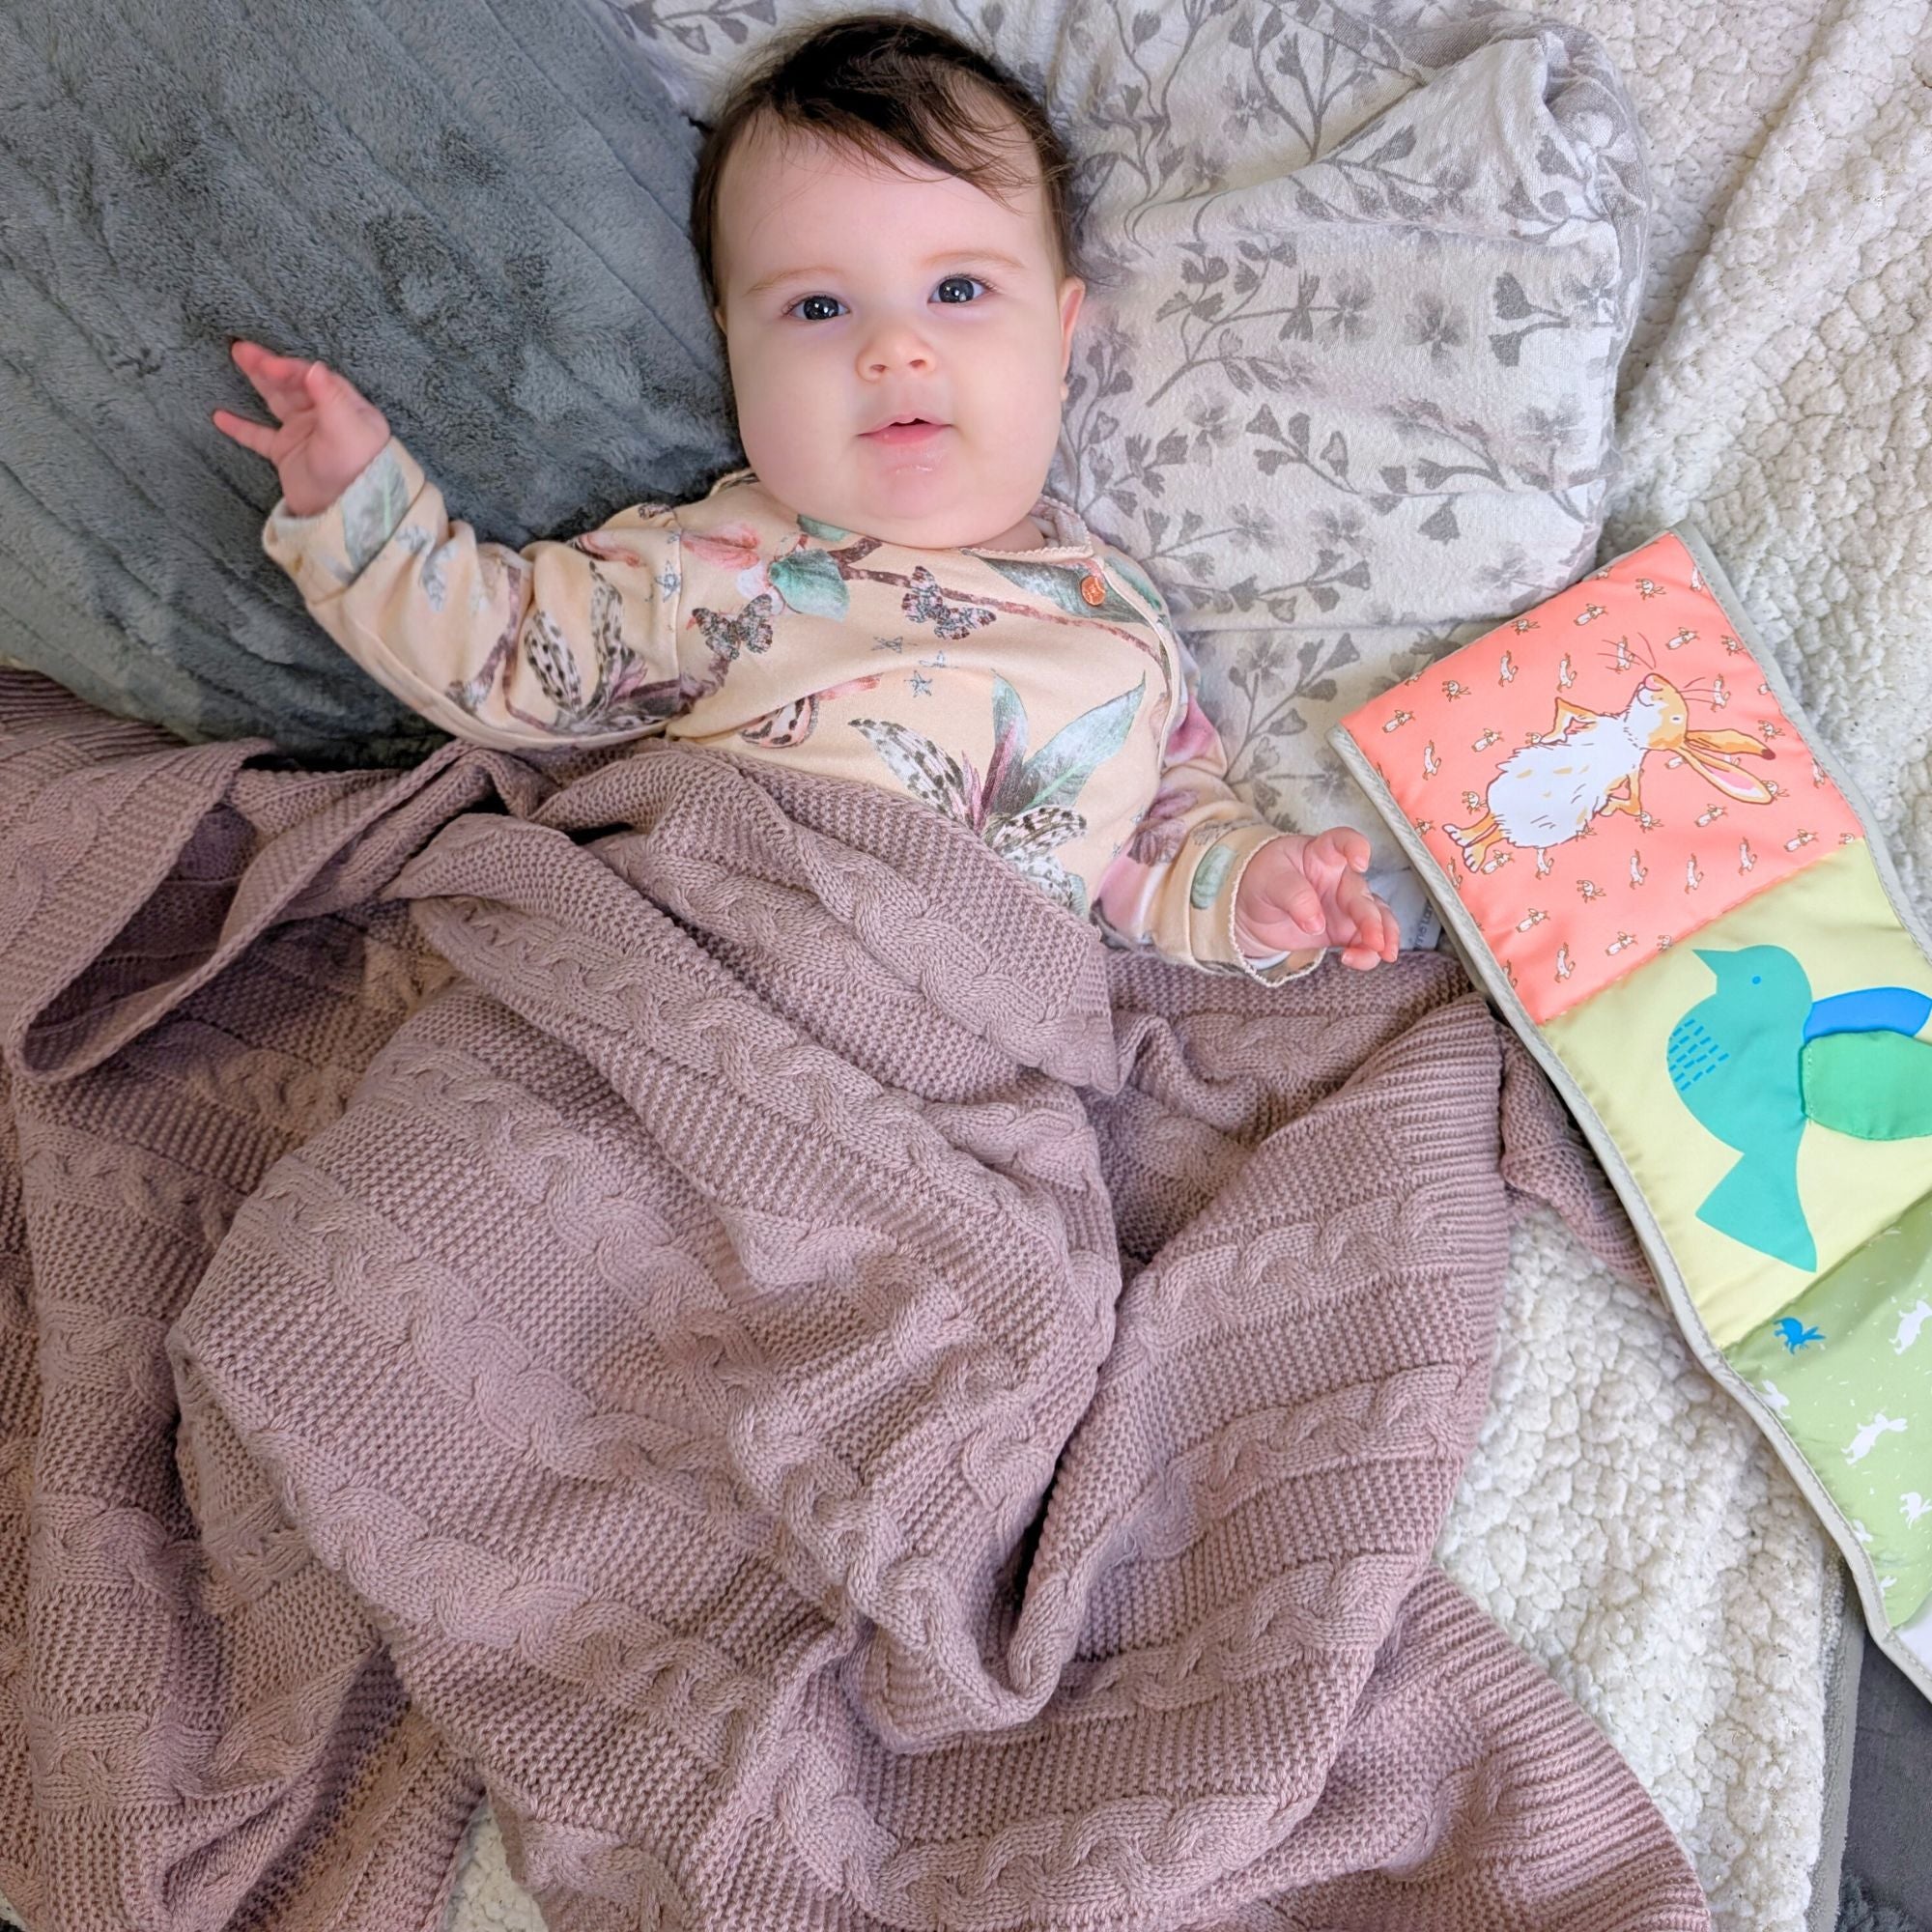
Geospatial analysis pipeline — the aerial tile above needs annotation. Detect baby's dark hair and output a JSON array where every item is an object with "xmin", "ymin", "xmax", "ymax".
[{"xmin": 690, "ymin": 12, "xmax": 1091, "ymax": 320}]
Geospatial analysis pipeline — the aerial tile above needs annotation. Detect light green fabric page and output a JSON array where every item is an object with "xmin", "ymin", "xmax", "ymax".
[{"xmin": 1727, "ymin": 1189, "xmax": 1932, "ymax": 1624}]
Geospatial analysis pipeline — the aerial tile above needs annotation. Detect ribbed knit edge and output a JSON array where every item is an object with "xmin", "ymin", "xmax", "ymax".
[
  {"xmin": 1399, "ymin": 1570, "xmax": 1712, "ymax": 1929},
  {"xmin": 332, "ymin": 1721, "xmax": 486, "ymax": 1932}
]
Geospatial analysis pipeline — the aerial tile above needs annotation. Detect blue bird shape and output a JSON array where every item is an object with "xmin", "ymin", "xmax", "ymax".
[
  {"xmin": 1775, "ymin": 1317, "xmax": 1825, "ymax": 1353},
  {"xmin": 1665, "ymin": 947, "xmax": 1932, "ymax": 1270}
]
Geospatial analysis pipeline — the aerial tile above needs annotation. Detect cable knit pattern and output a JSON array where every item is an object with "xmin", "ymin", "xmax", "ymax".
[{"xmin": 0, "ymin": 669, "xmax": 1709, "ymax": 1930}]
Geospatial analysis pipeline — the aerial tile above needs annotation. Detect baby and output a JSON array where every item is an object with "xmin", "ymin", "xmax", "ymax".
[{"xmin": 213, "ymin": 12, "xmax": 1396, "ymax": 981}]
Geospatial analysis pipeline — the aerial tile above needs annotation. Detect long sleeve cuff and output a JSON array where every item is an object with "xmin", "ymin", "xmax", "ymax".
[
  {"xmin": 1214, "ymin": 829, "xmax": 1327, "ymax": 984},
  {"xmin": 263, "ymin": 436, "xmax": 423, "ymax": 604}
]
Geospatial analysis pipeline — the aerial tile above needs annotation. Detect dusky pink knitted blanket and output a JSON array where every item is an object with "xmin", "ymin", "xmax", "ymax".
[{"xmin": 0, "ymin": 670, "xmax": 1699, "ymax": 1931}]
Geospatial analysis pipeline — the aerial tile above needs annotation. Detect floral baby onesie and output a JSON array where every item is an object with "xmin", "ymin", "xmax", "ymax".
[{"xmin": 262, "ymin": 439, "xmax": 1315, "ymax": 980}]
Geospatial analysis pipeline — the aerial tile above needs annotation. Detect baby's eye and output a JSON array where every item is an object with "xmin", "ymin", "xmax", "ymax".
[
  {"xmin": 782, "ymin": 275, "xmax": 990, "ymax": 324},
  {"xmin": 789, "ymin": 294, "xmax": 846, "ymax": 323}
]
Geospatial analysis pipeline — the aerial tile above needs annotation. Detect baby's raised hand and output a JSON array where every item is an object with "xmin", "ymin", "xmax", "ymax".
[
  {"xmin": 211, "ymin": 341, "xmax": 390, "ymax": 518},
  {"xmin": 1233, "ymin": 827, "xmax": 1401, "ymax": 971}
]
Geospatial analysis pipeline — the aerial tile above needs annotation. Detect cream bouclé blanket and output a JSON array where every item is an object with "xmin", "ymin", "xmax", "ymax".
[{"xmin": 0, "ymin": 672, "xmax": 1705, "ymax": 1928}]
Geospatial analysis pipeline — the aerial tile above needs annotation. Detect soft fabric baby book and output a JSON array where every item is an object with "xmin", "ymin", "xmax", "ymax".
[{"xmin": 1332, "ymin": 526, "xmax": 1932, "ymax": 1705}]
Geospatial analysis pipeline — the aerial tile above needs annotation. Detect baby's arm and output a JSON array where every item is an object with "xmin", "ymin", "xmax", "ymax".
[
  {"xmin": 215, "ymin": 341, "xmax": 697, "ymax": 750},
  {"xmin": 263, "ymin": 437, "xmax": 699, "ymax": 750},
  {"xmin": 1094, "ymin": 637, "xmax": 1325, "ymax": 982}
]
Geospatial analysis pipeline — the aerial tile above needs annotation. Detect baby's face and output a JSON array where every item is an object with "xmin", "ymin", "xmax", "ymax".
[{"xmin": 710, "ymin": 109, "xmax": 1084, "ymax": 552}]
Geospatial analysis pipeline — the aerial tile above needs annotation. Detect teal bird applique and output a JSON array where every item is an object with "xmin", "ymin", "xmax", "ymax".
[{"xmin": 1665, "ymin": 946, "xmax": 1932, "ymax": 1270}]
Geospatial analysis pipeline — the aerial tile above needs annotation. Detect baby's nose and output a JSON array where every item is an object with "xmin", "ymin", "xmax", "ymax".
[
  {"xmin": 867, "ymin": 347, "xmax": 933, "ymax": 376},
  {"xmin": 862, "ymin": 320, "xmax": 937, "ymax": 376}
]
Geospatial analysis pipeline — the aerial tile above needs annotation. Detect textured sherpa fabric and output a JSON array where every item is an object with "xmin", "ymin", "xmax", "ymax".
[
  {"xmin": 0, "ymin": 669, "xmax": 1711, "ymax": 1930},
  {"xmin": 0, "ymin": 0, "xmax": 742, "ymax": 763}
]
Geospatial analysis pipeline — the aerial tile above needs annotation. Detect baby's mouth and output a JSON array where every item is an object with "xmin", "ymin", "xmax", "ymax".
[{"xmin": 863, "ymin": 419, "xmax": 950, "ymax": 444}]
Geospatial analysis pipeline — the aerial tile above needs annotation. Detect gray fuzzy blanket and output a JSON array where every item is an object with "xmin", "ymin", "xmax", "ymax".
[{"xmin": 0, "ymin": 0, "xmax": 742, "ymax": 761}]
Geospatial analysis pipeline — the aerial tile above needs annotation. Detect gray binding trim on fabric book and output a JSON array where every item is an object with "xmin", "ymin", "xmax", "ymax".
[{"xmin": 1327, "ymin": 519, "xmax": 1932, "ymax": 1712}]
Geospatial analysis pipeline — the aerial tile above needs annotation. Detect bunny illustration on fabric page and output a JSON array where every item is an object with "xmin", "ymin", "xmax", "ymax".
[
  {"xmin": 1347, "ymin": 545, "xmax": 1862, "ymax": 1022},
  {"xmin": 1446, "ymin": 668, "xmax": 1776, "ymax": 875}
]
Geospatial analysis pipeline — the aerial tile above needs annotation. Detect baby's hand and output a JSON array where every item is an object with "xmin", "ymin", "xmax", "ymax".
[
  {"xmin": 1233, "ymin": 827, "xmax": 1400, "ymax": 971},
  {"xmin": 211, "ymin": 341, "xmax": 391, "ymax": 517}
]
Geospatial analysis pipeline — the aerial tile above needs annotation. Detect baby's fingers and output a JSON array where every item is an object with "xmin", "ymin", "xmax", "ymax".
[
  {"xmin": 1342, "ymin": 877, "xmax": 1392, "ymax": 954},
  {"xmin": 1340, "ymin": 904, "xmax": 1397, "ymax": 968},
  {"xmin": 1310, "ymin": 825, "xmax": 1372, "ymax": 872},
  {"xmin": 1369, "ymin": 899, "xmax": 1400, "ymax": 961},
  {"xmin": 229, "ymin": 338, "xmax": 315, "ymax": 418},
  {"xmin": 301, "ymin": 357, "xmax": 381, "ymax": 416},
  {"xmin": 1374, "ymin": 898, "xmax": 1400, "ymax": 961},
  {"xmin": 210, "ymin": 407, "xmax": 280, "ymax": 460},
  {"xmin": 1269, "ymin": 881, "xmax": 1326, "ymax": 935},
  {"xmin": 1338, "ymin": 873, "xmax": 1400, "ymax": 963}
]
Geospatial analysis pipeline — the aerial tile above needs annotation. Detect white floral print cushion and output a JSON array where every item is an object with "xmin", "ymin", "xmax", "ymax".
[{"xmin": 579, "ymin": 0, "xmax": 1649, "ymax": 945}]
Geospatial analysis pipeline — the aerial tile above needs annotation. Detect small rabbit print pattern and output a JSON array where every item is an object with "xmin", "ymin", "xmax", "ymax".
[{"xmin": 1345, "ymin": 533, "xmax": 1862, "ymax": 1023}]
